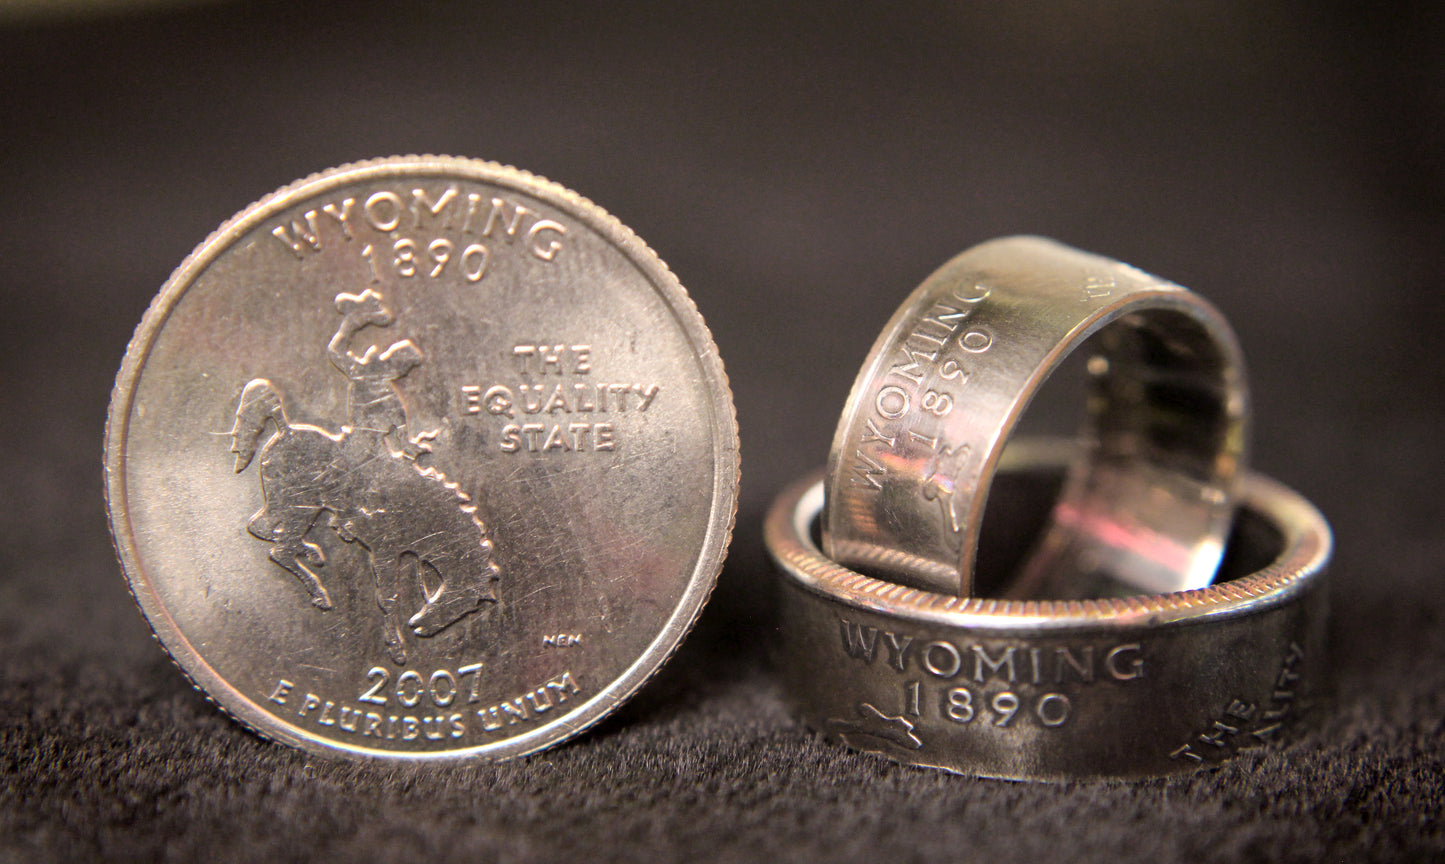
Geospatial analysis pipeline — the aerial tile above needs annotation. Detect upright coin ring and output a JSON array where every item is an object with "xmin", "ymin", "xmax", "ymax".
[
  {"xmin": 824, "ymin": 236, "xmax": 1248, "ymax": 598},
  {"xmin": 105, "ymin": 156, "xmax": 739, "ymax": 761},
  {"xmin": 771, "ymin": 442, "xmax": 1331, "ymax": 781}
]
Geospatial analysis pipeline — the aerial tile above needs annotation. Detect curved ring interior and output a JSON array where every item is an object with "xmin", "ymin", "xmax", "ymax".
[{"xmin": 1009, "ymin": 303, "xmax": 1246, "ymax": 599}]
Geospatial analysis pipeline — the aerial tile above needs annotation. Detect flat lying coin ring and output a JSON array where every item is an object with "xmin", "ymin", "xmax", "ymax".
[
  {"xmin": 823, "ymin": 236, "xmax": 1248, "ymax": 598},
  {"xmin": 770, "ymin": 448, "xmax": 1331, "ymax": 780}
]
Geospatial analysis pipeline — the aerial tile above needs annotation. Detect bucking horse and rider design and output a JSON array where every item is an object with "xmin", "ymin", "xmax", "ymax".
[{"xmin": 228, "ymin": 289, "xmax": 500, "ymax": 665}]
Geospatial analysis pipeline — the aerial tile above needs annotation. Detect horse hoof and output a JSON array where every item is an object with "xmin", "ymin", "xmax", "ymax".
[{"xmin": 384, "ymin": 638, "xmax": 406, "ymax": 665}]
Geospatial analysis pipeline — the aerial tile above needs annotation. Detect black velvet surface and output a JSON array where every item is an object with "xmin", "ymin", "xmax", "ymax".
[{"xmin": 2, "ymin": 2, "xmax": 1442, "ymax": 861}]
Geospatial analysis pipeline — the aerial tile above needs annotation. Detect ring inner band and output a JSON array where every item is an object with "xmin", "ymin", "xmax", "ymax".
[{"xmin": 1009, "ymin": 305, "xmax": 1244, "ymax": 599}]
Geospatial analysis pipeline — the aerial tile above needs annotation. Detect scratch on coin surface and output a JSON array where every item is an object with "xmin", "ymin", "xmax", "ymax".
[{"xmin": 516, "ymin": 583, "xmax": 557, "ymax": 602}]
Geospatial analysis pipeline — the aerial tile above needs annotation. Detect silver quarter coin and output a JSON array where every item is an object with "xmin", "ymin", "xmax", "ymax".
[{"xmin": 105, "ymin": 156, "xmax": 739, "ymax": 761}]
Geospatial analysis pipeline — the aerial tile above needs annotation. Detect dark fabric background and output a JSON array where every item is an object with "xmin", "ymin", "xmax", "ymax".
[{"xmin": 2, "ymin": 2, "xmax": 1442, "ymax": 861}]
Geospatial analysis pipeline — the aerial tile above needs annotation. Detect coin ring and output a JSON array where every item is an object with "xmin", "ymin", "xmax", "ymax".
[
  {"xmin": 105, "ymin": 156, "xmax": 739, "ymax": 761},
  {"xmin": 823, "ymin": 236, "xmax": 1248, "ymax": 598},
  {"xmin": 770, "ymin": 442, "xmax": 1331, "ymax": 780}
]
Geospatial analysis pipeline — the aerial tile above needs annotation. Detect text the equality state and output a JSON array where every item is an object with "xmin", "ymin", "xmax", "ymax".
[{"xmin": 461, "ymin": 343, "xmax": 661, "ymax": 453}]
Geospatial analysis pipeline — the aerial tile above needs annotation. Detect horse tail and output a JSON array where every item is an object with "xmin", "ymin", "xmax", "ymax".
[
  {"xmin": 402, "ymin": 465, "xmax": 502, "ymax": 628},
  {"xmin": 229, "ymin": 378, "xmax": 287, "ymax": 472}
]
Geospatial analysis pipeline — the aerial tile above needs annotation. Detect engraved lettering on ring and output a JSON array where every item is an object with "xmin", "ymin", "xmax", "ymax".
[{"xmin": 875, "ymin": 385, "xmax": 910, "ymax": 420}]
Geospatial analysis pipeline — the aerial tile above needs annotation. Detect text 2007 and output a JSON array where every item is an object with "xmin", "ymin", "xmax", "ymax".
[{"xmin": 358, "ymin": 663, "xmax": 484, "ymax": 708}]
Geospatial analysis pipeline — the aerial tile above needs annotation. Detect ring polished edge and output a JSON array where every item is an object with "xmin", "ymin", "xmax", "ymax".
[{"xmin": 769, "ymin": 446, "xmax": 1331, "ymax": 780}]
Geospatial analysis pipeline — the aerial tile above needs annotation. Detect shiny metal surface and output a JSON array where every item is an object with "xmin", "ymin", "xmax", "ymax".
[
  {"xmin": 769, "ymin": 445, "xmax": 1331, "ymax": 781},
  {"xmin": 105, "ymin": 156, "xmax": 739, "ymax": 761},
  {"xmin": 823, "ymin": 237, "xmax": 1248, "ymax": 598}
]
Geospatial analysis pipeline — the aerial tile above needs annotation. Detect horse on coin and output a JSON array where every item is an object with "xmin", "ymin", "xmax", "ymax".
[{"xmin": 226, "ymin": 290, "xmax": 499, "ymax": 665}]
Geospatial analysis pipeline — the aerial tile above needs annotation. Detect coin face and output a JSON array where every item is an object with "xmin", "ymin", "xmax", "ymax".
[{"xmin": 105, "ymin": 156, "xmax": 739, "ymax": 760}]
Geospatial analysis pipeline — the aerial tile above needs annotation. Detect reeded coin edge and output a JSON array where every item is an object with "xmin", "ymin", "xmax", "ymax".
[
  {"xmin": 104, "ymin": 155, "xmax": 740, "ymax": 761},
  {"xmin": 771, "ymin": 457, "xmax": 1331, "ymax": 633}
]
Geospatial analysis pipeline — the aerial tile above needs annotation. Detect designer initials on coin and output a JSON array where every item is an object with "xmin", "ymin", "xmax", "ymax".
[{"xmin": 106, "ymin": 156, "xmax": 739, "ymax": 761}]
